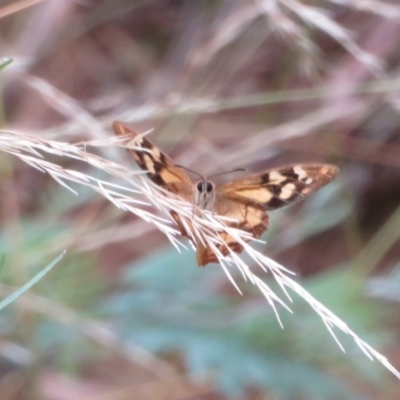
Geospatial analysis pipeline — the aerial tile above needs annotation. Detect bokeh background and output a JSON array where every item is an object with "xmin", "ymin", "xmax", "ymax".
[{"xmin": 1, "ymin": 0, "xmax": 400, "ymax": 399}]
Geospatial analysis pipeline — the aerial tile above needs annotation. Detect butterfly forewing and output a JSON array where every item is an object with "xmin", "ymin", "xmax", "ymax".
[
  {"xmin": 113, "ymin": 121, "xmax": 193, "ymax": 200},
  {"xmin": 218, "ymin": 164, "xmax": 339, "ymax": 210}
]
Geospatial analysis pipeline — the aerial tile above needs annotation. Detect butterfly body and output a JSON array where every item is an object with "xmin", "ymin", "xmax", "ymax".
[
  {"xmin": 194, "ymin": 181, "xmax": 215, "ymax": 210},
  {"xmin": 113, "ymin": 121, "xmax": 339, "ymax": 266}
]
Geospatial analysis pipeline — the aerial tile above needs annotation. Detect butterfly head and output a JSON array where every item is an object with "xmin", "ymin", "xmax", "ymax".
[{"xmin": 195, "ymin": 180, "xmax": 215, "ymax": 210}]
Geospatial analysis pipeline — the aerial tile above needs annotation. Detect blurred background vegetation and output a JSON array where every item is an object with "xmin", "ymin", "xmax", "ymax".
[{"xmin": 1, "ymin": 0, "xmax": 400, "ymax": 399}]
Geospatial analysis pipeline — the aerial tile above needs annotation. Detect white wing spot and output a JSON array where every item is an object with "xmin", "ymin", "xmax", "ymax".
[
  {"xmin": 293, "ymin": 166, "xmax": 307, "ymax": 179},
  {"xmin": 143, "ymin": 154, "xmax": 156, "ymax": 174},
  {"xmin": 280, "ymin": 183, "xmax": 296, "ymax": 199},
  {"xmin": 269, "ymin": 171, "xmax": 286, "ymax": 184},
  {"xmin": 305, "ymin": 178, "xmax": 313, "ymax": 185}
]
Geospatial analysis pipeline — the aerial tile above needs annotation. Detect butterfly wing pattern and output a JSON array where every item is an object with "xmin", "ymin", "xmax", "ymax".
[
  {"xmin": 112, "ymin": 121, "xmax": 193, "ymax": 200},
  {"xmin": 113, "ymin": 121, "xmax": 339, "ymax": 266}
]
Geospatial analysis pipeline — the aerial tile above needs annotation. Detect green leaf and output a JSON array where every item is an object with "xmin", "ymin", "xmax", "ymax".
[
  {"xmin": 0, "ymin": 57, "xmax": 13, "ymax": 72},
  {"xmin": 0, "ymin": 251, "xmax": 65, "ymax": 311}
]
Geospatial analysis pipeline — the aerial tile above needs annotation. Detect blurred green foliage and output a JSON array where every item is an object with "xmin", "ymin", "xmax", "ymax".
[{"xmin": 103, "ymin": 244, "xmax": 393, "ymax": 399}]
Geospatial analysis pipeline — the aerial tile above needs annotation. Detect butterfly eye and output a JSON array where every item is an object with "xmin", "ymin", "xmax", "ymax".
[
  {"xmin": 206, "ymin": 182, "xmax": 213, "ymax": 193},
  {"xmin": 197, "ymin": 182, "xmax": 204, "ymax": 193}
]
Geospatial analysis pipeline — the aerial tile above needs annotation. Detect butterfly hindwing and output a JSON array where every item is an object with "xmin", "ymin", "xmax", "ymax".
[{"xmin": 205, "ymin": 201, "xmax": 269, "ymax": 265}]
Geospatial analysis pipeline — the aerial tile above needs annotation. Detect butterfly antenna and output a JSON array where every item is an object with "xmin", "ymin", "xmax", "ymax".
[
  {"xmin": 175, "ymin": 165, "xmax": 202, "ymax": 218},
  {"xmin": 175, "ymin": 165, "xmax": 205, "ymax": 182},
  {"xmin": 209, "ymin": 168, "xmax": 246, "ymax": 179}
]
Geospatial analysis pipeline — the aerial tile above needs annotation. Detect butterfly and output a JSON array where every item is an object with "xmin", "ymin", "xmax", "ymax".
[{"xmin": 113, "ymin": 121, "xmax": 339, "ymax": 266}]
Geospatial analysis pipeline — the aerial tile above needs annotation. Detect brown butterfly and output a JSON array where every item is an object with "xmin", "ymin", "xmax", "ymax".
[{"xmin": 113, "ymin": 121, "xmax": 339, "ymax": 266}]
